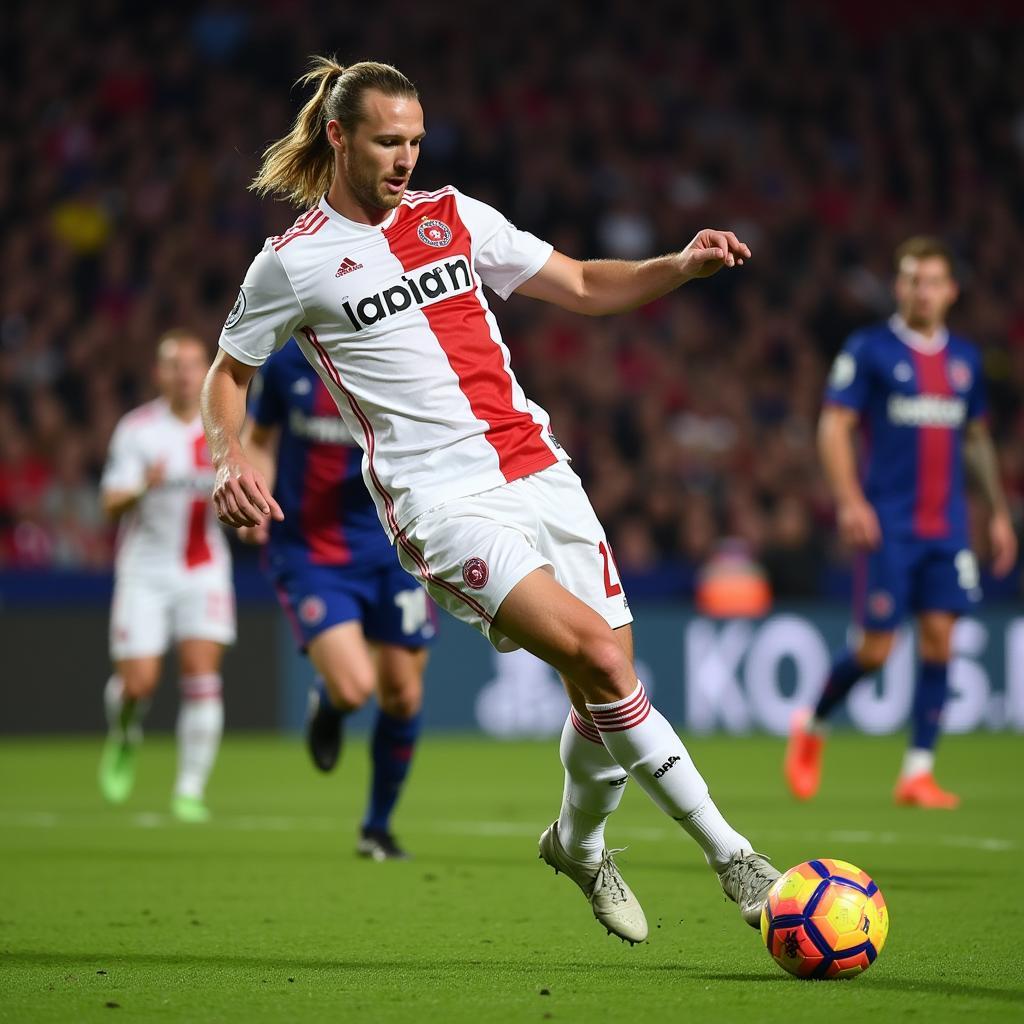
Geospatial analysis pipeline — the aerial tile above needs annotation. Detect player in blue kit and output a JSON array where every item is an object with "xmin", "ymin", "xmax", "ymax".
[
  {"xmin": 241, "ymin": 337, "xmax": 436, "ymax": 858},
  {"xmin": 785, "ymin": 237, "xmax": 1017, "ymax": 808}
]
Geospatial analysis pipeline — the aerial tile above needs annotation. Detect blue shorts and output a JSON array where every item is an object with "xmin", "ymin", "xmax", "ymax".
[
  {"xmin": 855, "ymin": 536, "xmax": 980, "ymax": 632},
  {"xmin": 269, "ymin": 558, "xmax": 438, "ymax": 652}
]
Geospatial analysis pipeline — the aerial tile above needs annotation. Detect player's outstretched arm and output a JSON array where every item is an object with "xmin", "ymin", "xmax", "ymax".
[
  {"xmin": 515, "ymin": 229, "xmax": 751, "ymax": 315},
  {"xmin": 818, "ymin": 405, "xmax": 881, "ymax": 550},
  {"xmin": 964, "ymin": 418, "xmax": 1018, "ymax": 576},
  {"xmin": 201, "ymin": 351, "xmax": 284, "ymax": 529}
]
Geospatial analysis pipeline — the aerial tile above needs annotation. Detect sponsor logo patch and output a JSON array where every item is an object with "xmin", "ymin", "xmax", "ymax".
[
  {"xmin": 829, "ymin": 352, "xmax": 856, "ymax": 389},
  {"xmin": 893, "ymin": 361, "xmax": 913, "ymax": 382},
  {"xmin": 462, "ymin": 557, "xmax": 489, "ymax": 590},
  {"xmin": 336, "ymin": 256, "xmax": 363, "ymax": 278},
  {"xmin": 418, "ymin": 218, "xmax": 452, "ymax": 248}
]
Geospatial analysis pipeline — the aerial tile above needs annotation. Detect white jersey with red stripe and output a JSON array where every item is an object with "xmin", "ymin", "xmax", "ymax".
[
  {"xmin": 101, "ymin": 399, "xmax": 231, "ymax": 578},
  {"xmin": 218, "ymin": 186, "xmax": 568, "ymax": 541}
]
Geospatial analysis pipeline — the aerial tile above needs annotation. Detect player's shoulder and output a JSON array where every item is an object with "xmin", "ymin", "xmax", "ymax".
[
  {"xmin": 119, "ymin": 399, "xmax": 166, "ymax": 430},
  {"xmin": 946, "ymin": 331, "xmax": 980, "ymax": 362},
  {"xmin": 268, "ymin": 204, "xmax": 330, "ymax": 254}
]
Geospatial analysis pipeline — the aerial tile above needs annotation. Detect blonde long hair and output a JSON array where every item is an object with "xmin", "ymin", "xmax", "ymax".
[{"xmin": 250, "ymin": 56, "xmax": 418, "ymax": 208}]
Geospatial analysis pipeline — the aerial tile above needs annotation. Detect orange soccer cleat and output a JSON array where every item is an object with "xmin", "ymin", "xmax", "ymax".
[
  {"xmin": 893, "ymin": 772, "xmax": 960, "ymax": 809},
  {"xmin": 784, "ymin": 711, "xmax": 824, "ymax": 801}
]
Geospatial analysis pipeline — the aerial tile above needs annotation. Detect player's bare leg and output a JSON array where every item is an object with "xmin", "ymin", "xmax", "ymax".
[
  {"xmin": 356, "ymin": 645, "xmax": 426, "ymax": 861},
  {"xmin": 99, "ymin": 656, "xmax": 161, "ymax": 805},
  {"xmin": 785, "ymin": 631, "xmax": 893, "ymax": 800},
  {"xmin": 894, "ymin": 611, "xmax": 959, "ymax": 809},
  {"xmin": 496, "ymin": 568, "xmax": 778, "ymax": 938},
  {"xmin": 171, "ymin": 639, "xmax": 225, "ymax": 823},
  {"xmin": 306, "ymin": 621, "xmax": 377, "ymax": 772}
]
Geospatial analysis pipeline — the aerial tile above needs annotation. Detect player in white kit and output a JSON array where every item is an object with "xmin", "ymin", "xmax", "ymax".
[
  {"xmin": 202, "ymin": 58, "xmax": 778, "ymax": 943},
  {"xmin": 99, "ymin": 331, "xmax": 235, "ymax": 823}
]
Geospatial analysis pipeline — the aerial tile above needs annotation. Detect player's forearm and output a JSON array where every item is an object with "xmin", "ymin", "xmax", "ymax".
[
  {"xmin": 201, "ymin": 359, "xmax": 250, "ymax": 468},
  {"xmin": 964, "ymin": 422, "xmax": 1009, "ymax": 517},
  {"xmin": 240, "ymin": 423, "xmax": 279, "ymax": 492},
  {"xmin": 818, "ymin": 410, "xmax": 866, "ymax": 507},
  {"xmin": 101, "ymin": 490, "xmax": 141, "ymax": 520},
  {"xmin": 576, "ymin": 255, "xmax": 689, "ymax": 315}
]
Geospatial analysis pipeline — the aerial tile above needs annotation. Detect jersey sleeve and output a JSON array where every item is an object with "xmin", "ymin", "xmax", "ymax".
[
  {"xmin": 967, "ymin": 349, "xmax": 988, "ymax": 421},
  {"xmin": 824, "ymin": 333, "xmax": 871, "ymax": 412},
  {"xmin": 218, "ymin": 246, "xmax": 304, "ymax": 367},
  {"xmin": 455, "ymin": 190, "xmax": 554, "ymax": 301},
  {"xmin": 100, "ymin": 418, "xmax": 146, "ymax": 495},
  {"xmin": 247, "ymin": 350, "xmax": 287, "ymax": 427}
]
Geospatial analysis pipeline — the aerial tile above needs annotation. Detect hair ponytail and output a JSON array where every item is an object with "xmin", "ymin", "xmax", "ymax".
[
  {"xmin": 251, "ymin": 56, "xmax": 417, "ymax": 209},
  {"xmin": 250, "ymin": 56, "xmax": 345, "ymax": 208}
]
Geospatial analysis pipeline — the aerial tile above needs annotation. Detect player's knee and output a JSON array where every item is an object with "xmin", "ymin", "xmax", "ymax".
[
  {"xmin": 918, "ymin": 627, "xmax": 952, "ymax": 663},
  {"xmin": 566, "ymin": 632, "xmax": 632, "ymax": 702},
  {"xmin": 121, "ymin": 671, "xmax": 159, "ymax": 701},
  {"xmin": 379, "ymin": 683, "xmax": 422, "ymax": 719},
  {"xmin": 856, "ymin": 634, "xmax": 893, "ymax": 672},
  {"xmin": 324, "ymin": 669, "xmax": 375, "ymax": 711}
]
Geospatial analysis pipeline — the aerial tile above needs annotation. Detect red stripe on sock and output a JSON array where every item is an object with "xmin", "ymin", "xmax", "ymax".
[
  {"xmin": 570, "ymin": 708, "xmax": 603, "ymax": 744},
  {"xmin": 594, "ymin": 701, "xmax": 651, "ymax": 732},
  {"xmin": 589, "ymin": 685, "xmax": 647, "ymax": 724}
]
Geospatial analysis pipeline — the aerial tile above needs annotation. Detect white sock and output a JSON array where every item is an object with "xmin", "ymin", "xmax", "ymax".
[
  {"xmin": 900, "ymin": 747, "xmax": 935, "ymax": 780},
  {"xmin": 174, "ymin": 674, "xmax": 224, "ymax": 800},
  {"xmin": 556, "ymin": 708, "xmax": 629, "ymax": 864},
  {"xmin": 104, "ymin": 675, "xmax": 147, "ymax": 741},
  {"xmin": 587, "ymin": 681, "xmax": 751, "ymax": 870}
]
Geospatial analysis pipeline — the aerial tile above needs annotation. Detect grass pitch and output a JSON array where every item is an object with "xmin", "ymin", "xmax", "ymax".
[{"xmin": 1, "ymin": 732, "xmax": 1022, "ymax": 1022}]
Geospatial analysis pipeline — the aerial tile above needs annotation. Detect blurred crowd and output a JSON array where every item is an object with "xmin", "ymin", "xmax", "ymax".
[{"xmin": 2, "ymin": 0, "xmax": 1022, "ymax": 598}]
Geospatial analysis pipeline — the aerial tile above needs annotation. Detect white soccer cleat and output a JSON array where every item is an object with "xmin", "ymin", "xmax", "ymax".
[
  {"xmin": 717, "ymin": 850, "xmax": 780, "ymax": 928},
  {"xmin": 538, "ymin": 821, "xmax": 649, "ymax": 945}
]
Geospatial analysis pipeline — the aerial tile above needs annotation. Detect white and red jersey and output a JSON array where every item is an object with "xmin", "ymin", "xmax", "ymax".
[
  {"xmin": 218, "ymin": 187, "xmax": 567, "ymax": 541},
  {"xmin": 101, "ymin": 399, "xmax": 231, "ymax": 578}
]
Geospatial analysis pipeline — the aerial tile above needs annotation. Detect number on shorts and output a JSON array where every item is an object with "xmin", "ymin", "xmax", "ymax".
[
  {"xmin": 394, "ymin": 588, "xmax": 429, "ymax": 636},
  {"xmin": 599, "ymin": 541, "xmax": 622, "ymax": 598},
  {"xmin": 955, "ymin": 549, "xmax": 979, "ymax": 592}
]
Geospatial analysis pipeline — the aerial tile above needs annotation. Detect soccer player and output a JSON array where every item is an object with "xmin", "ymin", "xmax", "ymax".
[
  {"xmin": 99, "ymin": 330, "xmax": 235, "ymax": 823},
  {"xmin": 202, "ymin": 58, "xmax": 778, "ymax": 945},
  {"xmin": 240, "ymin": 337, "xmax": 434, "ymax": 860},
  {"xmin": 785, "ymin": 238, "xmax": 1017, "ymax": 808}
]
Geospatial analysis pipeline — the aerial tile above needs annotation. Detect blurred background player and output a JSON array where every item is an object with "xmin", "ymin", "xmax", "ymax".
[
  {"xmin": 241, "ymin": 337, "xmax": 435, "ymax": 860},
  {"xmin": 98, "ymin": 331, "xmax": 235, "ymax": 823},
  {"xmin": 785, "ymin": 238, "xmax": 1018, "ymax": 808}
]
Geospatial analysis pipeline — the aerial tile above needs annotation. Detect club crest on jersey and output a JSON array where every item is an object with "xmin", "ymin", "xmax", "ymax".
[
  {"xmin": 224, "ymin": 290, "xmax": 246, "ymax": 329},
  {"xmin": 340, "ymin": 255, "xmax": 473, "ymax": 331},
  {"xmin": 462, "ymin": 557, "xmax": 489, "ymax": 590},
  {"xmin": 868, "ymin": 590, "xmax": 894, "ymax": 620},
  {"xmin": 298, "ymin": 595, "xmax": 327, "ymax": 626},
  {"xmin": 893, "ymin": 361, "xmax": 913, "ymax": 382},
  {"xmin": 948, "ymin": 358, "xmax": 972, "ymax": 392},
  {"xmin": 418, "ymin": 219, "xmax": 452, "ymax": 248}
]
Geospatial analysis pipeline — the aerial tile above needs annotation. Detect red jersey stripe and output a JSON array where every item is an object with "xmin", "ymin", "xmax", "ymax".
[
  {"xmin": 302, "ymin": 379, "xmax": 351, "ymax": 565},
  {"xmin": 911, "ymin": 349, "xmax": 952, "ymax": 537},
  {"xmin": 383, "ymin": 195, "xmax": 556, "ymax": 482}
]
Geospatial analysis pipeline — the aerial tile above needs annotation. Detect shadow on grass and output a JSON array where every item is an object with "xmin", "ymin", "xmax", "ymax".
[{"xmin": 4, "ymin": 951, "xmax": 1021, "ymax": 1003}]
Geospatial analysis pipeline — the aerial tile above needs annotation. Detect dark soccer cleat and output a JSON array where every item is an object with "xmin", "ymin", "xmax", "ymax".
[
  {"xmin": 305, "ymin": 687, "xmax": 345, "ymax": 773},
  {"xmin": 356, "ymin": 827, "xmax": 411, "ymax": 861}
]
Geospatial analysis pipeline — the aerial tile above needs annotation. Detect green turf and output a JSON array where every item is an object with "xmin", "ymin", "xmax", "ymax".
[{"xmin": 1, "ymin": 732, "xmax": 1022, "ymax": 1022}]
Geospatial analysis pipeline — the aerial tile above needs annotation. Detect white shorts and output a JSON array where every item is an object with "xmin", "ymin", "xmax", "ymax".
[
  {"xmin": 396, "ymin": 462, "xmax": 632, "ymax": 652},
  {"xmin": 110, "ymin": 564, "xmax": 236, "ymax": 660}
]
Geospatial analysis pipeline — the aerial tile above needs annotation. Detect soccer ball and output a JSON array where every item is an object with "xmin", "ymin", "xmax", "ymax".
[{"xmin": 760, "ymin": 859, "xmax": 889, "ymax": 979}]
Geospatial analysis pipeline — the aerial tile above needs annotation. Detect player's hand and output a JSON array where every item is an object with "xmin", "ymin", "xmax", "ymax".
[
  {"xmin": 837, "ymin": 496, "xmax": 882, "ymax": 550},
  {"xmin": 144, "ymin": 461, "xmax": 166, "ymax": 489},
  {"xmin": 989, "ymin": 512, "xmax": 1018, "ymax": 578},
  {"xmin": 677, "ymin": 229, "xmax": 751, "ymax": 281},
  {"xmin": 213, "ymin": 457, "xmax": 284, "ymax": 529},
  {"xmin": 237, "ymin": 521, "xmax": 270, "ymax": 545}
]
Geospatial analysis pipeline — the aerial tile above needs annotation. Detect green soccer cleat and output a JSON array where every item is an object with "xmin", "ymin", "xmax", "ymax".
[
  {"xmin": 98, "ymin": 734, "xmax": 138, "ymax": 805},
  {"xmin": 171, "ymin": 795, "xmax": 211, "ymax": 824},
  {"xmin": 717, "ymin": 850, "xmax": 781, "ymax": 928}
]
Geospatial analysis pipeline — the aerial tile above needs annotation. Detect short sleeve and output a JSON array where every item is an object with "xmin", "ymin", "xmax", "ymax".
[
  {"xmin": 967, "ymin": 349, "xmax": 988, "ymax": 421},
  {"xmin": 100, "ymin": 418, "xmax": 146, "ymax": 495},
  {"xmin": 247, "ymin": 349, "xmax": 287, "ymax": 427},
  {"xmin": 218, "ymin": 246, "xmax": 304, "ymax": 367},
  {"xmin": 824, "ymin": 334, "xmax": 870, "ymax": 412},
  {"xmin": 455, "ymin": 191, "xmax": 554, "ymax": 301}
]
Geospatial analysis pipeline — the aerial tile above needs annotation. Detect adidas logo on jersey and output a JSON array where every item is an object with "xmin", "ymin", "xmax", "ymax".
[
  {"xmin": 340, "ymin": 255, "xmax": 473, "ymax": 332},
  {"xmin": 336, "ymin": 257, "xmax": 364, "ymax": 278}
]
